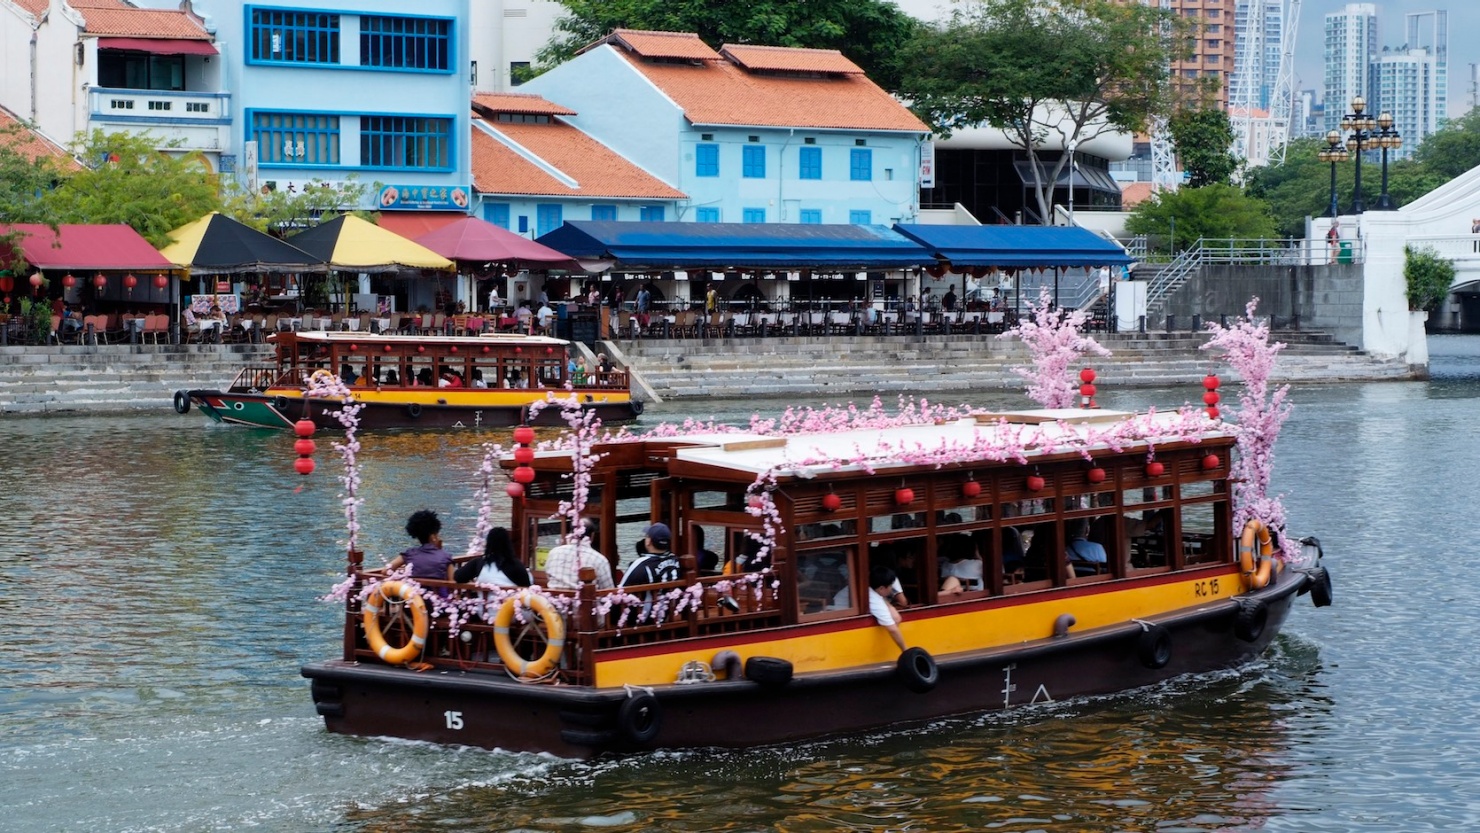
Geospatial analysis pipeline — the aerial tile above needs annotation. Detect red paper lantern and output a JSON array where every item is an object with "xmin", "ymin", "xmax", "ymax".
[
  {"xmin": 1207, "ymin": 406, "xmax": 1220, "ymax": 420},
  {"xmin": 545, "ymin": 346, "xmax": 554, "ymax": 355},
  {"xmin": 1202, "ymin": 390, "xmax": 1220, "ymax": 406},
  {"xmin": 30, "ymin": 272, "xmax": 44, "ymax": 288},
  {"xmin": 449, "ymin": 345, "xmax": 458, "ymax": 353},
  {"xmin": 349, "ymin": 344, "xmax": 359, "ymax": 352},
  {"xmin": 1145, "ymin": 461, "xmax": 1165, "ymax": 477},
  {"xmin": 62, "ymin": 274, "xmax": 77, "ymax": 289},
  {"xmin": 962, "ymin": 479, "xmax": 982, "ymax": 498},
  {"xmin": 1080, "ymin": 368, "xmax": 1097, "ymax": 383},
  {"xmin": 294, "ymin": 438, "xmax": 317, "ymax": 456},
  {"xmin": 481, "ymin": 345, "xmax": 491, "ymax": 354},
  {"xmin": 416, "ymin": 345, "xmax": 425, "ymax": 353},
  {"xmin": 515, "ymin": 346, "xmax": 522, "ymax": 354},
  {"xmin": 383, "ymin": 344, "xmax": 393, "ymax": 352},
  {"xmin": 1080, "ymin": 383, "xmax": 1096, "ymax": 398},
  {"xmin": 1202, "ymin": 454, "xmax": 1220, "ymax": 470},
  {"xmin": 294, "ymin": 457, "xmax": 316, "ymax": 476},
  {"xmin": 505, "ymin": 482, "xmax": 525, "ymax": 498},
  {"xmin": 894, "ymin": 487, "xmax": 914, "ymax": 505},
  {"xmin": 513, "ymin": 425, "xmax": 535, "ymax": 444},
  {"xmin": 822, "ymin": 492, "xmax": 842, "ymax": 512},
  {"xmin": 93, "ymin": 274, "xmax": 107, "ymax": 289},
  {"xmin": 153, "ymin": 274, "xmax": 168, "ymax": 290},
  {"xmin": 122, "ymin": 274, "xmax": 137, "ymax": 290},
  {"xmin": 293, "ymin": 418, "xmax": 316, "ymax": 438},
  {"xmin": 1087, "ymin": 466, "xmax": 1106, "ymax": 483},
  {"xmin": 0, "ymin": 276, "xmax": 11, "ymax": 293},
  {"xmin": 1203, "ymin": 374, "xmax": 1220, "ymax": 390},
  {"xmin": 1026, "ymin": 474, "xmax": 1045, "ymax": 492},
  {"xmin": 512, "ymin": 465, "xmax": 536, "ymax": 484},
  {"xmin": 513, "ymin": 446, "xmax": 535, "ymax": 464}
]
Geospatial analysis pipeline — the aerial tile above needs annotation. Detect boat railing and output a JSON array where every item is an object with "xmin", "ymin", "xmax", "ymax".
[
  {"xmin": 346, "ymin": 565, "xmax": 782, "ymax": 685},
  {"xmin": 228, "ymin": 363, "xmax": 294, "ymax": 393}
]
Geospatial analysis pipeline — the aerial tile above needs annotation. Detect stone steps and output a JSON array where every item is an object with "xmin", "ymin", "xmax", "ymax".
[{"xmin": 0, "ymin": 344, "xmax": 273, "ymax": 414}]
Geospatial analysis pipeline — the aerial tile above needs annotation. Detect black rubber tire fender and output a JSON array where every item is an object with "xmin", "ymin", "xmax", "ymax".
[
  {"xmin": 1137, "ymin": 624, "xmax": 1173, "ymax": 669},
  {"xmin": 1308, "ymin": 566, "xmax": 1333, "ymax": 608},
  {"xmin": 630, "ymin": 399, "xmax": 644, "ymax": 417},
  {"xmin": 272, "ymin": 395, "xmax": 290, "ymax": 412},
  {"xmin": 406, "ymin": 402, "xmax": 423, "ymax": 419},
  {"xmin": 744, "ymin": 656, "xmax": 793, "ymax": 687},
  {"xmin": 172, "ymin": 390, "xmax": 191, "ymax": 415},
  {"xmin": 897, "ymin": 646, "xmax": 939, "ymax": 693},
  {"xmin": 617, "ymin": 692, "xmax": 662, "ymax": 745},
  {"xmin": 1234, "ymin": 599, "xmax": 1269, "ymax": 643}
]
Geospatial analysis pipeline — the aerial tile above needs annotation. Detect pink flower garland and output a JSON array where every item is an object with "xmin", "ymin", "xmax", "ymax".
[
  {"xmin": 305, "ymin": 373, "xmax": 365, "ymax": 554},
  {"xmin": 998, "ymin": 287, "xmax": 1112, "ymax": 408}
]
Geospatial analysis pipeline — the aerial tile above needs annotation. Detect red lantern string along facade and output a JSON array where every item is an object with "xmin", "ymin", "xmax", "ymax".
[
  {"xmin": 1145, "ymin": 459, "xmax": 1165, "ymax": 477},
  {"xmin": 293, "ymin": 418, "xmax": 317, "ymax": 475},
  {"xmin": 61, "ymin": 274, "xmax": 77, "ymax": 289},
  {"xmin": 122, "ymin": 274, "xmax": 137, "ymax": 291},
  {"xmin": 1026, "ymin": 473, "xmax": 1045, "ymax": 492},
  {"xmin": 1202, "ymin": 373, "xmax": 1221, "ymax": 420},
  {"xmin": 153, "ymin": 274, "xmax": 168, "ymax": 290},
  {"xmin": 1087, "ymin": 466, "xmax": 1107, "ymax": 483},
  {"xmin": 0, "ymin": 276, "xmax": 12, "ymax": 293},
  {"xmin": 508, "ymin": 425, "xmax": 536, "ymax": 498},
  {"xmin": 894, "ymin": 486, "xmax": 915, "ymax": 506},
  {"xmin": 822, "ymin": 492, "xmax": 842, "ymax": 512},
  {"xmin": 29, "ymin": 272, "xmax": 44, "ymax": 290},
  {"xmin": 961, "ymin": 478, "xmax": 982, "ymax": 498},
  {"xmin": 1079, "ymin": 368, "xmax": 1098, "ymax": 409},
  {"xmin": 93, "ymin": 274, "xmax": 107, "ymax": 290}
]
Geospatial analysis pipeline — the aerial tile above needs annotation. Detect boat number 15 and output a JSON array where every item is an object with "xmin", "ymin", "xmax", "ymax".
[
  {"xmin": 1193, "ymin": 578, "xmax": 1222, "ymax": 598},
  {"xmin": 444, "ymin": 711, "xmax": 464, "ymax": 730}
]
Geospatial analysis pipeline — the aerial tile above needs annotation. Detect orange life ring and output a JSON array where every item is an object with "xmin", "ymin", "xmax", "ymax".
[
  {"xmin": 309, "ymin": 369, "xmax": 335, "ymax": 387},
  {"xmin": 362, "ymin": 580, "xmax": 430, "ymax": 665},
  {"xmin": 493, "ymin": 590, "xmax": 567, "ymax": 679},
  {"xmin": 1238, "ymin": 519, "xmax": 1275, "ymax": 590}
]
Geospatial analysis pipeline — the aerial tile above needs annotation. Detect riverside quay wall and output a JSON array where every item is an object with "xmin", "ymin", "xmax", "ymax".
[{"xmin": 0, "ymin": 331, "xmax": 1417, "ymax": 417}]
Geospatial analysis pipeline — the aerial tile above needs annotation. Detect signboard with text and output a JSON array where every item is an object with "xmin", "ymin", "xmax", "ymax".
[{"xmin": 377, "ymin": 183, "xmax": 471, "ymax": 211}]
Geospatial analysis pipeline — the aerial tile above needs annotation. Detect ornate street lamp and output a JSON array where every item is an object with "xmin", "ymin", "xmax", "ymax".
[
  {"xmin": 1339, "ymin": 95, "xmax": 1377, "ymax": 214},
  {"xmin": 1317, "ymin": 130, "xmax": 1349, "ymax": 218},
  {"xmin": 1372, "ymin": 112, "xmax": 1402, "ymax": 211}
]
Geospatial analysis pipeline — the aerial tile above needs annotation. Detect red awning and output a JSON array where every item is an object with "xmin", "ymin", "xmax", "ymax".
[
  {"xmin": 0, "ymin": 224, "xmax": 177, "ymax": 271},
  {"xmin": 97, "ymin": 37, "xmax": 218, "ymax": 56},
  {"xmin": 376, "ymin": 211, "xmax": 469, "ymax": 239}
]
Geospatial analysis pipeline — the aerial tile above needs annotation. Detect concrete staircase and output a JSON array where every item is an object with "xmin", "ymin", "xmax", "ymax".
[
  {"xmin": 614, "ymin": 331, "xmax": 1414, "ymax": 401},
  {"xmin": 0, "ymin": 343, "xmax": 274, "ymax": 414}
]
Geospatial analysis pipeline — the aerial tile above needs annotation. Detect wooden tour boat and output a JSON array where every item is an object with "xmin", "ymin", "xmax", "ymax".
[
  {"xmin": 302, "ymin": 398, "xmax": 1333, "ymax": 758},
  {"xmin": 174, "ymin": 330, "xmax": 642, "ymax": 430}
]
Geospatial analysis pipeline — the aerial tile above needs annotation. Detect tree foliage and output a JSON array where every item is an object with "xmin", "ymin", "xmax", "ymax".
[
  {"xmin": 41, "ymin": 131, "xmax": 222, "ymax": 247},
  {"xmin": 220, "ymin": 177, "xmax": 375, "ymax": 237},
  {"xmin": 0, "ymin": 120, "xmax": 69, "ymax": 225},
  {"xmin": 536, "ymin": 0, "xmax": 920, "ymax": 91},
  {"xmin": 1169, "ymin": 106, "xmax": 1237, "ymax": 187},
  {"xmin": 1412, "ymin": 109, "xmax": 1480, "ymax": 180},
  {"xmin": 1125, "ymin": 184, "xmax": 1277, "ymax": 253},
  {"xmin": 898, "ymin": 0, "xmax": 1186, "ymax": 225},
  {"xmin": 1404, "ymin": 245, "xmax": 1455, "ymax": 312}
]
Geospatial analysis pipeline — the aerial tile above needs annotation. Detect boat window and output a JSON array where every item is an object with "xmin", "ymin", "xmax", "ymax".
[
  {"xmin": 797, "ymin": 519, "xmax": 857, "ymax": 541},
  {"xmin": 870, "ymin": 511, "xmax": 926, "ymax": 533},
  {"xmin": 937, "ymin": 504, "xmax": 991, "ymax": 526},
  {"xmin": 529, "ymin": 516, "xmax": 565, "ymax": 573},
  {"xmin": 692, "ymin": 489, "xmax": 743, "ymax": 510},
  {"xmin": 870, "ymin": 538, "xmax": 925, "ymax": 602},
  {"xmin": 1127, "ymin": 508, "xmax": 1172, "ymax": 572},
  {"xmin": 1181, "ymin": 480, "xmax": 1216, "ymax": 499},
  {"xmin": 1066, "ymin": 513, "xmax": 1116, "ymax": 582},
  {"xmin": 1179, "ymin": 502, "xmax": 1225, "ymax": 565},
  {"xmin": 1019, "ymin": 520, "xmax": 1060, "ymax": 584},
  {"xmin": 728, "ymin": 530, "xmax": 769, "ymax": 572},
  {"xmin": 1123, "ymin": 485, "xmax": 1173, "ymax": 507},
  {"xmin": 536, "ymin": 354, "xmax": 563, "ymax": 384},
  {"xmin": 1013, "ymin": 497, "xmax": 1056, "ymax": 517},
  {"xmin": 469, "ymin": 356, "xmax": 498, "ymax": 387},
  {"xmin": 406, "ymin": 356, "xmax": 436, "ymax": 387},
  {"xmin": 1063, "ymin": 490, "xmax": 1116, "ymax": 511},
  {"xmin": 797, "ymin": 547, "xmax": 854, "ymax": 614}
]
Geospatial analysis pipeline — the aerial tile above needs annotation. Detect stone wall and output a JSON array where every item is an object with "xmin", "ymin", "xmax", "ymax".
[{"xmin": 1162, "ymin": 263, "xmax": 1365, "ymax": 347}]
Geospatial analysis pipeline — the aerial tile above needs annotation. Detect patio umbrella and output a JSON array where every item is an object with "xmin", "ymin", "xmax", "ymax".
[
  {"xmin": 159, "ymin": 212, "xmax": 325, "ymax": 274},
  {"xmin": 288, "ymin": 215, "xmax": 453, "ymax": 272},
  {"xmin": 413, "ymin": 216, "xmax": 581, "ymax": 272}
]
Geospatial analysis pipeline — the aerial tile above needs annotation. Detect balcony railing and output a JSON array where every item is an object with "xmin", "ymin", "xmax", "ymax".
[{"xmin": 89, "ymin": 87, "xmax": 230, "ymax": 123}]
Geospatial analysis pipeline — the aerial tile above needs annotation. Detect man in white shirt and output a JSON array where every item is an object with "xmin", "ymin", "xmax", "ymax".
[
  {"xmin": 868, "ymin": 566, "xmax": 907, "ymax": 652},
  {"xmin": 543, "ymin": 519, "xmax": 613, "ymax": 589},
  {"xmin": 537, "ymin": 303, "xmax": 555, "ymax": 332}
]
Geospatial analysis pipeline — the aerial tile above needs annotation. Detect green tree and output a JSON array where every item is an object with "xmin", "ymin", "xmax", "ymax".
[
  {"xmin": 1125, "ymin": 184, "xmax": 1277, "ymax": 253},
  {"xmin": 0, "ymin": 120, "xmax": 70, "ymax": 225},
  {"xmin": 1404, "ymin": 245, "xmax": 1455, "ymax": 312},
  {"xmin": 1169, "ymin": 107, "xmax": 1237, "ymax": 187},
  {"xmin": 1412, "ymin": 108, "xmax": 1480, "ymax": 180},
  {"xmin": 221, "ymin": 177, "xmax": 376, "ymax": 237},
  {"xmin": 899, "ymin": 0, "xmax": 1186, "ymax": 225},
  {"xmin": 41, "ymin": 130, "xmax": 222, "ymax": 247},
  {"xmin": 536, "ymin": 0, "xmax": 920, "ymax": 91}
]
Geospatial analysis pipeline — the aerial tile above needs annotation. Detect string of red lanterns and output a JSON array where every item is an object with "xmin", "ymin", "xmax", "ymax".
[
  {"xmin": 1079, "ymin": 367, "xmax": 1098, "ymax": 409},
  {"xmin": 153, "ymin": 274, "xmax": 169, "ymax": 290},
  {"xmin": 293, "ymin": 418, "xmax": 317, "ymax": 475},
  {"xmin": 507, "ymin": 425, "xmax": 536, "ymax": 498},
  {"xmin": 62, "ymin": 274, "xmax": 77, "ymax": 289},
  {"xmin": 1202, "ymin": 373, "xmax": 1221, "ymax": 420}
]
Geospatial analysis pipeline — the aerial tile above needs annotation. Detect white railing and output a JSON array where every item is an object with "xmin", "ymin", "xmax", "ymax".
[{"xmin": 89, "ymin": 87, "xmax": 230, "ymax": 123}]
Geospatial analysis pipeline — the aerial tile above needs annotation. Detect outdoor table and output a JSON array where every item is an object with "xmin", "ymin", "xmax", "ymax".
[{"xmin": 198, "ymin": 320, "xmax": 224, "ymax": 341}]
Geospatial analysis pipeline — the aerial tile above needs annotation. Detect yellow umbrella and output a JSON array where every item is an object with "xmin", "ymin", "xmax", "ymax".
[{"xmin": 287, "ymin": 215, "xmax": 453, "ymax": 272}]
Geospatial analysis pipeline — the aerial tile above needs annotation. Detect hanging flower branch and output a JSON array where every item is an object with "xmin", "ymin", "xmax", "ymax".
[
  {"xmin": 999, "ymin": 287, "xmax": 1112, "ymax": 408},
  {"xmin": 1202, "ymin": 297, "xmax": 1295, "ymax": 554},
  {"xmin": 466, "ymin": 440, "xmax": 511, "ymax": 558},
  {"xmin": 305, "ymin": 372, "xmax": 366, "ymax": 555}
]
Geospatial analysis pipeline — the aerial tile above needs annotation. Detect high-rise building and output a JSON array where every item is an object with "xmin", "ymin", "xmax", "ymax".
[
  {"xmin": 1404, "ymin": 11, "xmax": 1448, "ymax": 120},
  {"xmin": 1231, "ymin": 0, "xmax": 1284, "ymax": 111},
  {"xmin": 1168, "ymin": 0, "xmax": 1239, "ymax": 109},
  {"xmin": 1323, "ymin": 3, "xmax": 1378, "ymax": 132},
  {"xmin": 1375, "ymin": 49, "xmax": 1440, "ymax": 159}
]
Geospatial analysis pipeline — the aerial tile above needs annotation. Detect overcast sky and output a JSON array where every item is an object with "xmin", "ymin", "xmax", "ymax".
[{"xmin": 1287, "ymin": 2, "xmax": 1472, "ymax": 114}]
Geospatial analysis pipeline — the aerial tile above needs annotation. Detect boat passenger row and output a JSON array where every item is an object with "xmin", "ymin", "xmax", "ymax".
[{"xmin": 612, "ymin": 308, "xmax": 1016, "ymax": 339}]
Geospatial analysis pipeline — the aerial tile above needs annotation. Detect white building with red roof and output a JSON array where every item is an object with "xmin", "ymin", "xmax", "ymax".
[
  {"xmin": 469, "ymin": 91, "xmax": 686, "ymax": 237},
  {"xmin": 0, "ymin": 0, "xmax": 228, "ymax": 164},
  {"xmin": 518, "ymin": 30, "xmax": 931, "ymax": 227}
]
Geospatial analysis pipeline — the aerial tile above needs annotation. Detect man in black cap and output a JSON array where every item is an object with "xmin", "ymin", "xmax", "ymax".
[{"xmin": 620, "ymin": 522, "xmax": 682, "ymax": 588}]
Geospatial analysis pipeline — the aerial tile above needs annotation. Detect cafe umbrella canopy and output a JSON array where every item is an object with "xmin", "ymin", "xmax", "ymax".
[
  {"xmin": 286, "ymin": 214, "xmax": 454, "ymax": 312},
  {"xmin": 0, "ymin": 222, "xmax": 180, "ymax": 310},
  {"xmin": 158, "ymin": 212, "xmax": 326, "ymax": 275},
  {"xmin": 536, "ymin": 220, "xmax": 929, "ymax": 271}
]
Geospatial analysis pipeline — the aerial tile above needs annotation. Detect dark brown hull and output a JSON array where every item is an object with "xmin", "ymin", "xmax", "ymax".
[{"xmin": 303, "ymin": 571, "xmax": 1309, "ymax": 758}]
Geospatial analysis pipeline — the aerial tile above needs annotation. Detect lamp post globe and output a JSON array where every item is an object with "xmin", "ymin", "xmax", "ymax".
[
  {"xmin": 1372, "ymin": 111, "xmax": 1401, "ymax": 211},
  {"xmin": 1340, "ymin": 96, "xmax": 1375, "ymax": 214},
  {"xmin": 1317, "ymin": 129, "xmax": 1348, "ymax": 218}
]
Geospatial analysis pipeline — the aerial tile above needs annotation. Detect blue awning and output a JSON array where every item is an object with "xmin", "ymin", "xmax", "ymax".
[
  {"xmin": 535, "ymin": 221, "xmax": 931, "ymax": 270},
  {"xmin": 894, "ymin": 224, "xmax": 1133, "ymax": 269}
]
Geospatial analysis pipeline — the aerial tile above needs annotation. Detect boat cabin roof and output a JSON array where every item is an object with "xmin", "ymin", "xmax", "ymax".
[{"xmin": 270, "ymin": 331, "xmax": 570, "ymax": 348}]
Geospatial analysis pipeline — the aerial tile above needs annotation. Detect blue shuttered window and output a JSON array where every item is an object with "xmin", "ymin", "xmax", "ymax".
[
  {"xmin": 591, "ymin": 205, "xmax": 617, "ymax": 221},
  {"xmin": 799, "ymin": 146, "xmax": 821, "ymax": 180},
  {"xmin": 696, "ymin": 144, "xmax": 719, "ymax": 177},
  {"xmin": 360, "ymin": 116, "xmax": 451, "ymax": 170},
  {"xmin": 849, "ymin": 210, "xmax": 872, "ymax": 225},
  {"xmin": 742, "ymin": 145, "xmax": 766, "ymax": 178},
  {"xmin": 360, "ymin": 16, "xmax": 451, "ymax": 71},
  {"xmin": 536, "ymin": 204, "xmax": 562, "ymax": 237},
  {"xmin": 640, "ymin": 206, "xmax": 665, "ymax": 222},
  {"xmin": 742, "ymin": 208, "xmax": 766, "ymax": 223},
  {"xmin": 696, "ymin": 207, "xmax": 721, "ymax": 223},
  {"xmin": 251, "ymin": 112, "xmax": 340, "ymax": 165},
  {"xmin": 799, "ymin": 209, "xmax": 822, "ymax": 224},
  {"xmin": 249, "ymin": 9, "xmax": 340, "ymax": 65},
  {"xmin": 850, "ymin": 148, "xmax": 872, "ymax": 181},
  {"xmin": 486, "ymin": 203, "xmax": 511, "ymax": 229}
]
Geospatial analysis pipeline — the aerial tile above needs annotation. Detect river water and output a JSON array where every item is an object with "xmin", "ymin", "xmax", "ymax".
[{"xmin": 5, "ymin": 336, "xmax": 1480, "ymax": 832}]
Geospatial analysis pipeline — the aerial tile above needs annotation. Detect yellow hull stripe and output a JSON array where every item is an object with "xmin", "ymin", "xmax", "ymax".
[
  {"xmin": 592, "ymin": 571, "xmax": 1239, "ymax": 688},
  {"xmin": 265, "ymin": 388, "xmax": 630, "ymax": 407}
]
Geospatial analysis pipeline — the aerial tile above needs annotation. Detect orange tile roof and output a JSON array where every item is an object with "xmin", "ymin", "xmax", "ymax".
[
  {"xmin": 1120, "ymin": 181, "xmax": 1155, "ymax": 208},
  {"xmin": 611, "ymin": 43, "xmax": 928, "ymax": 132},
  {"xmin": 720, "ymin": 44, "xmax": 862, "ymax": 75},
  {"xmin": 471, "ymin": 118, "xmax": 686, "ymax": 200},
  {"xmin": 596, "ymin": 29, "xmax": 721, "ymax": 61},
  {"xmin": 472, "ymin": 92, "xmax": 577, "ymax": 118},
  {"xmin": 11, "ymin": 0, "xmax": 50, "ymax": 17},
  {"xmin": 81, "ymin": 5, "xmax": 213, "ymax": 40},
  {"xmin": 0, "ymin": 106, "xmax": 81, "ymax": 171}
]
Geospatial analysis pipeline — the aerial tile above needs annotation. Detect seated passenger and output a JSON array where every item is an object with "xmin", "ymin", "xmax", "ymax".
[
  {"xmin": 544, "ymin": 518, "xmax": 613, "ymax": 590},
  {"xmin": 383, "ymin": 369, "xmax": 399, "ymax": 385},
  {"xmin": 867, "ymin": 566, "xmax": 908, "ymax": 653},
  {"xmin": 454, "ymin": 527, "xmax": 532, "ymax": 587},
  {"xmin": 1066, "ymin": 518, "xmax": 1109, "ymax": 576},
  {"xmin": 692, "ymin": 525, "xmax": 721, "ymax": 575},
  {"xmin": 384, "ymin": 509, "xmax": 454, "ymax": 581}
]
